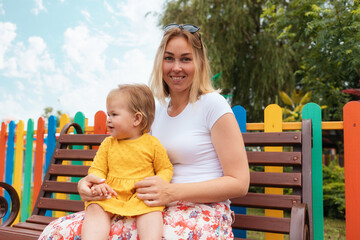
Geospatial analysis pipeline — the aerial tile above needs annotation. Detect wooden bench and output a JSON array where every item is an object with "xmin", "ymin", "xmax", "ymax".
[{"xmin": 0, "ymin": 119, "xmax": 313, "ymax": 240}]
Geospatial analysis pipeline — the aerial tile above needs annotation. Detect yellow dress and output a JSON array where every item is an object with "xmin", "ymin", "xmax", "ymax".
[{"xmin": 84, "ymin": 133, "xmax": 173, "ymax": 216}]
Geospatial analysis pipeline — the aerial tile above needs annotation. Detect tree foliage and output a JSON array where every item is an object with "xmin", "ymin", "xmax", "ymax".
[
  {"xmin": 42, "ymin": 107, "xmax": 66, "ymax": 127},
  {"xmin": 262, "ymin": 0, "xmax": 360, "ymax": 120},
  {"xmin": 159, "ymin": 0, "xmax": 360, "ymax": 121},
  {"xmin": 279, "ymin": 89, "xmax": 312, "ymax": 122},
  {"xmin": 159, "ymin": 0, "xmax": 294, "ymax": 122},
  {"xmin": 323, "ymin": 162, "xmax": 345, "ymax": 219}
]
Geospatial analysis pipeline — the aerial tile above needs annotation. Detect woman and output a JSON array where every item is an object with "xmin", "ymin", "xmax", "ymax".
[{"xmin": 39, "ymin": 24, "xmax": 249, "ymax": 240}]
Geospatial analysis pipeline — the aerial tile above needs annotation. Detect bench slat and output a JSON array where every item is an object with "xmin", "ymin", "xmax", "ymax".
[
  {"xmin": 58, "ymin": 134, "xmax": 107, "ymax": 145},
  {"xmin": 242, "ymin": 132, "xmax": 301, "ymax": 146},
  {"xmin": 54, "ymin": 149, "xmax": 97, "ymax": 160},
  {"xmin": 232, "ymin": 214, "xmax": 291, "ymax": 234},
  {"xmin": 26, "ymin": 215, "xmax": 57, "ymax": 225},
  {"xmin": 247, "ymin": 151, "xmax": 301, "ymax": 166},
  {"xmin": 37, "ymin": 198, "xmax": 84, "ymax": 212},
  {"xmin": 48, "ymin": 164, "xmax": 89, "ymax": 177},
  {"xmin": 250, "ymin": 172, "xmax": 301, "ymax": 187},
  {"xmin": 12, "ymin": 222, "xmax": 47, "ymax": 232},
  {"xmin": 42, "ymin": 181, "xmax": 79, "ymax": 194},
  {"xmin": 231, "ymin": 192, "xmax": 301, "ymax": 210},
  {"xmin": 0, "ymin": 227, "xmax": 42, "ymax": 240}
]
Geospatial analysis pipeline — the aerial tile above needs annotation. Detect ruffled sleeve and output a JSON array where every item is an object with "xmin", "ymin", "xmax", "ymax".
[{"xmin": 153, "ymin": 142, "xmax": 173, "ymax": 182}]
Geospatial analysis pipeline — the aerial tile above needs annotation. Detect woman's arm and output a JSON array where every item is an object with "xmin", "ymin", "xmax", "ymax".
[{"xmin": 135, "ymin": 113, "xmax": 249, "ymax": 206}]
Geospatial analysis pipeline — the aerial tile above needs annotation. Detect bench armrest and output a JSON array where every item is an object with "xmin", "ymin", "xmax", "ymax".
[
  {"xmin": 289, "ymin": 203, "xmax": 310, "ymax": 240},
  {"xmin": 0, "ymin": 182, "xmax": 20, "ymax": 226}
]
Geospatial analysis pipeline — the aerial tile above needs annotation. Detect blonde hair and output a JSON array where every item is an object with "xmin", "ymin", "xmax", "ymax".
[
  {"xmin": 106, "ymin": 84, "xmax": 155, "ymax": 134},
  {"xmin": 149, "ymin": 26, "xmax": 215, "ymax": 103}
]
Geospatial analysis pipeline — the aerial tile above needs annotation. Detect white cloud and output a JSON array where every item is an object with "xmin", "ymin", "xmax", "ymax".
[
  {"xmin": 63, "ymin": 25, "xmax": 112, "ymax": 75},
  {"xmin": 0, "ymin": 22, "xmax": 16, "ymax": 69},
  {"xmin": 0, "ymin": 92, "xmax": 44, "ymax": 122},
  {"xmin": 43, "ymin": 71, "xmax": 71, "ymax": 93},
  {"xmin": 15, "ymin": 81, "xmax": 25, "ymax": 91},
  {"xmin": 81, "ymin": 10, "xmax": 91, "ymax": 23},
  {"xmin": 31, "ymin": 0, "xmax": 47, "ymax": 15},
  {"xmin": 114, "ymin": 0, "xmax": 163, "ymax": 47},
  {"xmin": 104, "ymin": 1, "xmax": 114, "ymax": 14},
  {"xmin": 0, "ymin": 1, "xmax": 5, "ymax": 15},
  {"xmin": 5, "ymin": 36, "xmax": 55, "ymax": 78},
  {"xmin": 112, "ymin": 49, "xmax": 153, "ymax": 84}
]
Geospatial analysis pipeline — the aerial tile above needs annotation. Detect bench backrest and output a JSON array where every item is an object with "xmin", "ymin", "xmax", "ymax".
[
  {"xmin": 230, "ymin": 119, "xmax": 313, "ymax": 237},
  {"xmin": 32, "ymin": 119, "xmax": 313, "ymax": 237},
  {"xmin": 32, "ymin": 123, "xmax": 106, "ymax": 216}
]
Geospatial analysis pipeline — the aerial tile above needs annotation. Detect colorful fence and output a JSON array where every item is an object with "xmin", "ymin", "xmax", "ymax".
[{"xmin": 0, "ymin": 102, "xmax": 359, "ymax": 240}]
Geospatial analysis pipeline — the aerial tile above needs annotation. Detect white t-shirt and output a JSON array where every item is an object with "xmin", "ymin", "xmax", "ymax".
[{"xmin": 151, "ymin": 92, "xmax": 233, "ymax": 183}]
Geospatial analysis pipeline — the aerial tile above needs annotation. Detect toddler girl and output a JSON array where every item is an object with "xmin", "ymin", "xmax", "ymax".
[{"xmin": 81, "ymin": 84, "xmax": 173, "ymax": 240}]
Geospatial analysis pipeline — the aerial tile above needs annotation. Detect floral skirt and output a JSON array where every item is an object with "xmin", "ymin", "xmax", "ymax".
[{"xmin": 39, "ymin": 201, "xmax": 234, "ymax": 240}]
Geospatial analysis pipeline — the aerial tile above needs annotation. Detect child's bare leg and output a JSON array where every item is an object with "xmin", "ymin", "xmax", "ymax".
[
  {"xmin": 81, "ymin": 203, "xmax": 113, "ymax": 240},
  {"xmin": 136, "ymin": 211, "xmax": 163, "ymax": 240}
]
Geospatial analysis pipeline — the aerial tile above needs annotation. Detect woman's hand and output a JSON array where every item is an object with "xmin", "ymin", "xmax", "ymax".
[
  {"xmin": 78, "ymin": 174, "xmax": 117, "ymax": 201},
  {"xmin": 134, "ymin": 176, "xmax": 173, "ymax": 207}
]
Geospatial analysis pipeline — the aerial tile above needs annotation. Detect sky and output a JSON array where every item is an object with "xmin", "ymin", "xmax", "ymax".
[{"xmin": 0, "ymin": 0, "xmax": 166, "ymax": 126}]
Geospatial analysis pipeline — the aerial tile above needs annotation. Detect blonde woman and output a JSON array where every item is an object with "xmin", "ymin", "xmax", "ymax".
[{"xmin": 39, "ymin": 24, "xmax": 249, "ymax": 240}]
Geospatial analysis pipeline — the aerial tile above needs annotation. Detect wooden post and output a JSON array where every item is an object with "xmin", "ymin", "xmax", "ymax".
[
  {"xmin": 303, "ymin": 102, "xmax": 323, "ymax": 240},
  {"xmin": 4, "ymin": 121, "xmax": 15, "ymax": 222},
  {"xmin": 343, "ymin": 101, "xmax": 360, "ymax": 240},
  {"xmin": 21, "ymin": 119, "xmax": 34, "ymax": 221},
  {"xmin": 232, "ymin": 105, "xmax": 247, "ymax": 239},
  {"xmin": 13, "ymin": 120, "xmax": 24, "ymax": 224},
  {"xmin": 0, "ymin": 122, "xmax": 7, "ymax": 183},
  {"xmin": 71, "ymin": 112, "xmax": 85, "ymax": 201},
  {"xmin": 264, "ymin": 104, "xmax": 283, "ymax": 240},
  {"xmin": 45, "ymin": 116, "xmax": 57, "ymax": 217},
  {"xmin": 33, "ymin": 117, "xmax": 45, "ymax": 208}
]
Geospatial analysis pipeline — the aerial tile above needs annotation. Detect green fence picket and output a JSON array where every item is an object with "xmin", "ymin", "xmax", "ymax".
[
  {"xmin": 70, "ymin": 112, "xmax": 85, "ymax": 201},
  {"xmin": 21, "ymin": 119, "xmax": 34, "ymax": 221},
  {"xmin": 302, "ymin": 103, "xmax": 324, "ymax": 240}
]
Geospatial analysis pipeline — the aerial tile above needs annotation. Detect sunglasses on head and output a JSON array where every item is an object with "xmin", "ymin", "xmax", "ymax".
[{"xmin": 164, "ymin": 24, "xmax": 200, "ymax": 33}]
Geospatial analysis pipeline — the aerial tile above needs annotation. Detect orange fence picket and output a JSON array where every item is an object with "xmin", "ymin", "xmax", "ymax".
[
  {"xmin": 33, "ymin": 117, "xmax": 45, "ymax": 208},
  {"xmin": 343, "ymin": 101, "xmax": 360, "ymax": 240}
]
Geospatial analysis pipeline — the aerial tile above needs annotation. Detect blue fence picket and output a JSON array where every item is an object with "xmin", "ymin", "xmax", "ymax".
[
  {"xmin": 231, "ymin": 105, "xmax": 247, "ymax": 239},
  {"xmin": 4, "ymin": 121, "xmax": 15, "ymax": 222},
  {"xmin": 44, "ymin": 115, "xmax": 57, "ymax": 217}
]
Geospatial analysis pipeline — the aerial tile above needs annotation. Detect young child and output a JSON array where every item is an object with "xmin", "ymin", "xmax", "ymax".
[{"xmin": 81, "ymin": 84, "xmax": 173, "ymax": 240}]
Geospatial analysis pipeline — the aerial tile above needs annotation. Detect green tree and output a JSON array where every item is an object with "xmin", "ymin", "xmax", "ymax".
[
  {"xmin": 42, "ymin": 107, "xmax": 66, "ymax": 127},
  {"xmin": 262, "ymin": 0, "xmax": 360, "ymax": 120},
  {"xmin": 159, "ymin": 0, "xmax": 295, "ymax": 122}
]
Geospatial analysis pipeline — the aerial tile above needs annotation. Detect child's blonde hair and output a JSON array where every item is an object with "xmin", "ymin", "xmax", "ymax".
[{"xmin": 107, "ymin": 84, "xmax": 155, "ymax": 134}]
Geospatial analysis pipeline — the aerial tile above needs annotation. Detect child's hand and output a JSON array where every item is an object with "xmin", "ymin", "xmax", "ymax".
[{"xmin": 91, "ymin": 183, "xmax": 117, "ymax": 198}]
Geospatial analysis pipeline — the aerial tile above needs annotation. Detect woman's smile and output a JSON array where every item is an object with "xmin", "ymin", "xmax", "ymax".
[{"xmin": 162, "ymin": 36, "xmax": 195, "ymax": 94}]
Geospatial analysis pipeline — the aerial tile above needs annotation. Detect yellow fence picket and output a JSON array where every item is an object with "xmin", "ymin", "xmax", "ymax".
[
  {"xmin": 264, "ymin": 104, "xmax": 283, "ymax": 240},
  {"xmin": 13, "ymin": 120, "xmax": 24, "ymax": 224}
]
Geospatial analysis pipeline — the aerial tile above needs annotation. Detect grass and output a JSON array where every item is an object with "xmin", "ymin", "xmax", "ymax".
[
  {"xmin": 323, "ymin": 217, "xmax": 345, "ymax": 240},
  {"xmin": 236, "ymin": 208, "xmax": 345, "ymax": 240}
]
